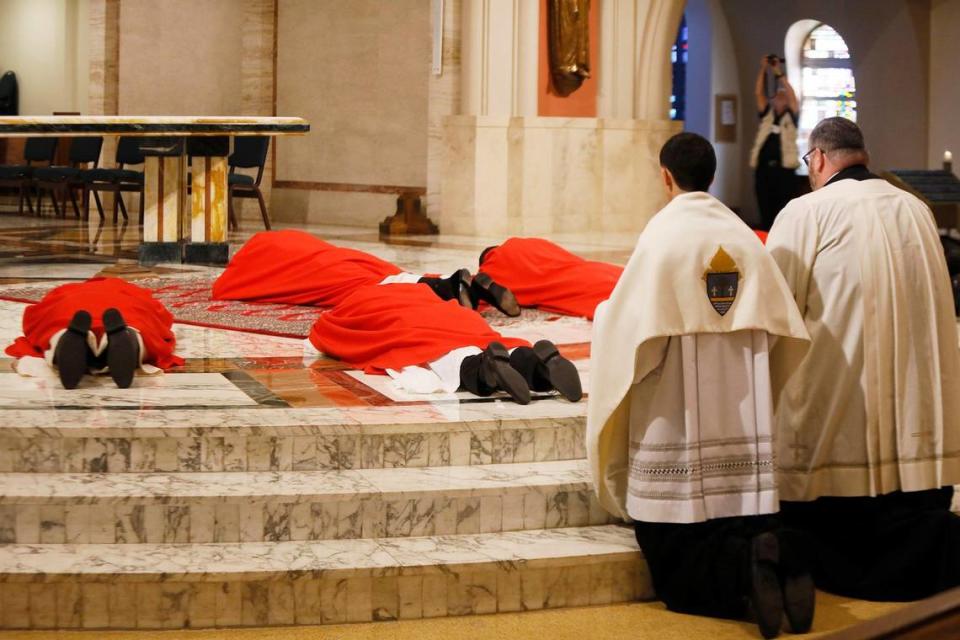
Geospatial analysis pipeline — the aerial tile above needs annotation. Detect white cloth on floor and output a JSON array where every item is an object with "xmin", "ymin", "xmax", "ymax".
[
  {"xmin": 378, "ymin": 272, "xmax": 423, "ymax": 285},
  {"xmin": 386, "ymin": 346, "xmax": 483, "ymax": 394},
  {"xmin": 626, "ymin": 330, "xmax": 777, "ymax": 524}
]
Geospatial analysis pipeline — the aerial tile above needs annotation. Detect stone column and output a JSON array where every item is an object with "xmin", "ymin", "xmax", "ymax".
[{"xmin": 436, "ymin": 0, "xmax": 686, "ymax": 237}]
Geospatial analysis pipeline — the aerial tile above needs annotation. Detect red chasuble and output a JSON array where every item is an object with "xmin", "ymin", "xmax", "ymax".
[
  {"xmin": 308, "ymin": 283, "xmax": 529, "ymax": 373},
  {"xmin": 478, "ymin": 237, "xmax": 623, "ymax": 320},
  {"xmin": 212, "ymin": 229, "xmax": 402, "ymax": 307},
  {"xmin": 5, "ymin": 278, "xmax": 182, "ymax": 369}
]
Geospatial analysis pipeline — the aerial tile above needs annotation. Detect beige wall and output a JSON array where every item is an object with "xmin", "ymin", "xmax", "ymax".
[
  {"xmin": 272, "ymin": 0, "xmax": 430, "ymax": 226},
  {"xmin": 0, "ymin": 0, "xmax": 89, "ymax": 115},
  {"xmin": 117, "ymin": 0, "xmax": 243, "ymax": 115},
  {"xmin": 929, "ymin": 0, "xmax": 960, "ymax": 169},
  {"xmin": 721, "ymin": 0, "xmax": 931, "ymax": 225}
]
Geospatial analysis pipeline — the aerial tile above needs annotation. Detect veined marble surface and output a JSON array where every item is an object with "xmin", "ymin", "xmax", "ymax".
[
  {"xmin": 0, "ymin": 525, "xmax": 638, "ymax": 581},
  {"xmin": 0, "ymin": 373, "xmax": 258, "ymax": 409},
  {"xmin": 0, "ymin": 460, "xmax": 591, "ymax": 504}
]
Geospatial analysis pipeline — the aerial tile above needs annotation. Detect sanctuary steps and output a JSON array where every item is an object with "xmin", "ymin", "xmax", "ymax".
[
  {"xmin": 0, "ymin": 461, "xmax": 617, "ymax": 544},
  {"xmin": 0, "ymin": 405, "xmax": 586, "ymax": 473},
  {"xmin": 0, "ymin": 525, "xmax": 649, "ymax": 629}
]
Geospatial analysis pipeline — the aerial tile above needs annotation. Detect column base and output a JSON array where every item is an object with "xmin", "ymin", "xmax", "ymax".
[
  {"xmin": 183, "ymin": 242, "xmax": 229, "ymax": 266},
  {"xmin": 138, "ymin": 242, "xmax": 182, "ymax": 266}
]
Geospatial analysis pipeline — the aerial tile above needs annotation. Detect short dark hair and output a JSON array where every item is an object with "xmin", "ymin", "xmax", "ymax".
[
  {"xmin": 659, "ymin": 132, "xmax": 716, "ymax": 192},
  {"xmin": 809, "ymin": 117, "xmax": 866, "ymax": 154}
]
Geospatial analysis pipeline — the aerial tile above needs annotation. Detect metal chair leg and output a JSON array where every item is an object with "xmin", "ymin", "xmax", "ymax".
[
  {"xmin": 68, "ymin": 185, "xmax": 81, "ymax": 218},
  {"xmin": 228, "ymin": 187, "xmax": 238, "ymax": 231},
  {"xmin": 255, "ymin": 186, "xmax": 271, "ymax": 230},
  {"xmin": 117, "ymin": 192, "xmax": 129, "ymax": 222},
  {"xmin": 93, "ymin": 190, "xmax": 105, "ymax": 220}
]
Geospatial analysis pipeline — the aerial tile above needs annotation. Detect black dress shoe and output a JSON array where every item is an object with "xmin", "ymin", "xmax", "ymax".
[
  {"xmin": 481, "ymin": 342, "xmax": 531, "ymax": 404},
  {"xmin": 418, "ymin": 268, "xmax": 474, "ymax": 309},
  {"xmin": 532, "ymin": 340, "xmax": 583, "ymax": 402},
  {"xmin": 470, "ymin": 272, "xmax": 521, "ymax": 317},
  {"xmin": 102, "ymin": 308, "xmax": 140, "ymax": 389},
  {"xmin": 776, "ymin": 529, "xmax": 815, "ymax": 633},
  {"xmin": 54, "ymin": 310, "xmax": 92, "ymax": 390},
  {"xmin": 748, "ymin": 532, "xmax": 784, "ymax": 639}
]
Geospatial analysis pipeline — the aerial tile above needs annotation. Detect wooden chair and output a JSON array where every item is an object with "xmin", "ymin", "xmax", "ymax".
[
  {"xmin": 228, "ymin": 136, "xmax": 271, "ymax": 230},
  {"xmin": 33, "ymin": 137, "xmax": 103, "ymax": 218}
]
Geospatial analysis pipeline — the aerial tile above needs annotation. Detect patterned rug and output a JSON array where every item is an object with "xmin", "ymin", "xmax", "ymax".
[
  {"xmin": 0, "ymin": 276, "xmax": 594, "ymax": 344},
  {"xmin": 0, "ymin": 275, "xmax": 323, "ymax": 338}
]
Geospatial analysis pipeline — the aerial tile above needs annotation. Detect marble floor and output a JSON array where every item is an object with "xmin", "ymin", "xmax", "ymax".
[
  {"xmin": 0, "ymin": 213, "xmax": 646, "ymax": 631},
  {"xmin": 0, "ymin": 212, "xmax": 954, "ymax": 634}
]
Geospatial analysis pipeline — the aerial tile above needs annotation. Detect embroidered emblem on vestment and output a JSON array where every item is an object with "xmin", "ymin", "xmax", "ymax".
[{"xmin": 703, "ymin": 246, "xmax": 741, "ymax": 316}]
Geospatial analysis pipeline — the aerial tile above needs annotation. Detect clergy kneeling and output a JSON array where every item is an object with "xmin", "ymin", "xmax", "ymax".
[{"xmin": 587, "ymin": 133, "xmax": 810, "ymax": 639}]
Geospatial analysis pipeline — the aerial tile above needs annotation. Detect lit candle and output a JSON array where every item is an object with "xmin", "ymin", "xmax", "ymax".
[{"xmin": 945, "ymin": 150, "xmax": 953, "ymax": 163}]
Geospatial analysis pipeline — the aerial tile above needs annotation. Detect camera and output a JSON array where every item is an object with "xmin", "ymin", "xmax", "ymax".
[{"xmin": 766, "ymin": 54, "xmax": 785, "ymax": 65}]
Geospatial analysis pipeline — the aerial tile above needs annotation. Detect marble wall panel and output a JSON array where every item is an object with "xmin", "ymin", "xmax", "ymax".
[{"xmin": 441, "ymin": 116, "xmax": 683, "ymax": 237}]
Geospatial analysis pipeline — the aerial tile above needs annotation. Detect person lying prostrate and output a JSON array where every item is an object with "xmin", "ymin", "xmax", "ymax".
[
  {"xmin": 477, "ymin": 229, "xmax": 769, "ymax": 321},
  {"xmin": 587, "ymin": 132, "xmax": 811, "ymax": 639},
  {"xmin": 5, "ymin": 277, "xmax": 183, "ymax": 389},
  {"xmin": 477, "ymin": 238, "xmax": 624, "ymax": 320},
  {"xmin": 305, "ymin": 283, "xmax": 581, "ymax": 404},
  {"xmin": 212, "ymin": 229, "xmax": 520, "ymax": 316}
]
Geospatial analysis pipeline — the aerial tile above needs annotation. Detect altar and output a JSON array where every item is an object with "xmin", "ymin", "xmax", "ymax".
[{"xmin": 0, "ymin": 116, "xmax": 309, "ymax": 265}]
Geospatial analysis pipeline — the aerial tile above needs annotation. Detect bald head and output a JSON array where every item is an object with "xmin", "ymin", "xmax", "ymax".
[{"xmin": 807, "ymin": 117, "xmax": 870, "ymax": 190}]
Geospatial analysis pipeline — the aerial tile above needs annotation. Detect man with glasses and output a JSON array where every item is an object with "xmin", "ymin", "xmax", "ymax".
[{"xmin": 767, "ymin": 117, "xmax": 960, "ymax": 601}]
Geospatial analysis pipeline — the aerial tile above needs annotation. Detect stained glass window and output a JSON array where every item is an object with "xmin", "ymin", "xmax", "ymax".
[
  {"xmin": 797, "ymin": 24, "xmax": 856, "ymax": 163},
  {"xmin": 670, "ymin": 15, "xmax": 688, "ymax": 121}
]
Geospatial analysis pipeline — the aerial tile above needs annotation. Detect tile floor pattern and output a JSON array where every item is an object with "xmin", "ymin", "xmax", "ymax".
[{"xmin": 0, "ymin": 214, "xmax": 647, "ymax": 630}]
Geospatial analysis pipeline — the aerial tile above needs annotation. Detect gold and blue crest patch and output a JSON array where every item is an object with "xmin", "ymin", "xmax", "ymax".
[{"xmin": 702, "ymin": 247, "xmax": 741, "ymax": 316}]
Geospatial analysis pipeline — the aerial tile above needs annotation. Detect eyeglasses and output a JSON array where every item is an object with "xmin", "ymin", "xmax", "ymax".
[{"xmin": 802, "ymin": 148, "xmax": 821, "ymax": 167}]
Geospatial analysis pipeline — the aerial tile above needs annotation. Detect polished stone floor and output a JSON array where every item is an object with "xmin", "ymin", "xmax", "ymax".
[{"xmin": 0, "ymin": 213, "xmax": 646, "ymax": 630}]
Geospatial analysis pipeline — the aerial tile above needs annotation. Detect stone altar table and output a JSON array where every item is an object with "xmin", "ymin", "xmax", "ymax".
[{"xmin": 0, "ymin": 116, "xmax": 309, "ymax": 265}]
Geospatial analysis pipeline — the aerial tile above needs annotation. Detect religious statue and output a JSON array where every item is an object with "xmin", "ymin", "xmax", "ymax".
[{"xmin": 548, "ymin": 0, "xmax": 591, "ymax": 97}]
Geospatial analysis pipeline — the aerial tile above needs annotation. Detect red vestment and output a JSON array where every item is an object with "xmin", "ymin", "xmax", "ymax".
[
  {"xmin": 212, "ymin": 230, "xmax": 402, "ymax": 307},
  {"xmin": 5, "ymin": 278, "xmax": 182, "ymax": 370},
  {"xmin": 308, "ymin": 283, "xmax": 528, "ymax": 373},
  {"xmin": 478, "ymin": 237, "xmax": 623, "ymax": 320},
  {"xmin": 754, "ymin": 229, "xmax": 769, "ymax": 244}
]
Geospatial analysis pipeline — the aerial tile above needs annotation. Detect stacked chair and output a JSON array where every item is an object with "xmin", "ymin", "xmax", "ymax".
[
  {"xmin": 81, "ymin": 136, "xmax": 145, "ymax": 222},
  {"xmin": 0, "ymin": 137, "xmax": 58, "ymax": 215},
  {"xmin": 32, "ymin": 137, "xmax": 104, "ymax": 218}
]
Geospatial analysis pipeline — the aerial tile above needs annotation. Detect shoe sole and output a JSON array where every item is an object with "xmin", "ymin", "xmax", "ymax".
[
  {"xmin": 532, "ymin": 340, "xmax": 583, "ymax": 402},
  {"xmin": 485, "ymin": 342, "xmax": 531, "ymax": 405},
  {"xmin": 103, "ymin": 308, "xmax": 139, "ymax": 389},
  {"xmin": 751, "ymin": 532, "xmax": 784, "ymax": 639},
  {"xmin": 473, "ymin": 272, "xmax": 521, "ymax": 317},
  {"xmin": 454, "ymin": 268, "xmax": 474, "ymax": 309},
  {"xmin": 782, "ymin": 571, "xmax": 815, "ymax": 633},
  {"xmin": 55, "ymin": 310, "xmax": 92, "ymax": 390}
]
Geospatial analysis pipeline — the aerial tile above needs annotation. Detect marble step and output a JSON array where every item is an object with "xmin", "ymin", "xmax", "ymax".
[
  {"xmin": 0, "ymin": 524, "xmax": 651, "ymax": 629},
  {"xmin": 0, "ymin": 405, "xmax": 585, "ymax": 473},
  {"xmin": 0, "ymin": 461, "xmax": 617, "ymax": 544}
]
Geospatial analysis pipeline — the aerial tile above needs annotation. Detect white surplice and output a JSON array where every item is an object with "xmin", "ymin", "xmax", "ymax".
[
  {"xmin": 767, "ymin": 176, "xmax": 960, "ymax": 501},
  {"xmin": 588, "ymin": 192, "xmax": 810, "ymax": 524},
  {"xmin": 625, "ymin": 330, "xmax": 778, "ymax": 523}
]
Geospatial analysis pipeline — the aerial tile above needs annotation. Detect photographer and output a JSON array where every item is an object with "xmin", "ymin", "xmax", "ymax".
[{"xmin": 750, "ymin": 55, "xmax": 800, "ymax": 230}]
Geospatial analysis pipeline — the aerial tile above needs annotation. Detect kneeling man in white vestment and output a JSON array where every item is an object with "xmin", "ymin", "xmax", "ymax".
[
  {"xmin": 588, "ymin": 133, "xmax": 811, "ymax": 639},
  {"xmin": 767, "ymin": 117, "xmax": 960, "ymax": 601}
]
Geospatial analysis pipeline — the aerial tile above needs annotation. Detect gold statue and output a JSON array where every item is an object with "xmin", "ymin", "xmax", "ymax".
[{"xmin": 548, "ymin": 0, "xmax": 591, "ymax": 97}]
